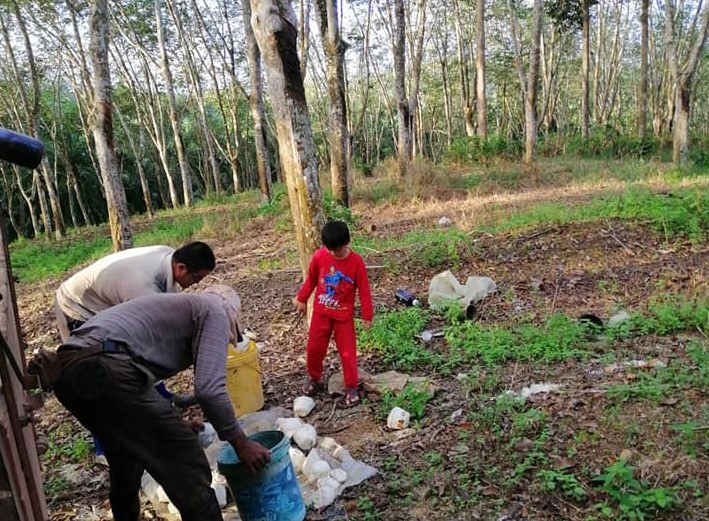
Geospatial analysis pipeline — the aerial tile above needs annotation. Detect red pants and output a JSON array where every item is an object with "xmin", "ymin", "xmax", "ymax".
[{"xmin": 306, "ymin": 313, "xmax": 358, "ymax": 389}]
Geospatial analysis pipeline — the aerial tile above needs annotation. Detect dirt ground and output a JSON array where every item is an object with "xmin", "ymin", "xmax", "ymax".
[{"xmin": 15, "ymin": 183, "xmax": 709, "ymax": 520}]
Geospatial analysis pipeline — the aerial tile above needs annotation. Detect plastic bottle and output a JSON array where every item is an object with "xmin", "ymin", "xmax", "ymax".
[{"xmin": 395, "ymin": 288, "xmax": 421, "ymax": 307}]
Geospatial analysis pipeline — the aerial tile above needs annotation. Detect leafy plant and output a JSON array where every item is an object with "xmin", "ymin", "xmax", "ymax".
[
  {"xmin": 356, "ymin": 496, "xmax": 380, "ymax": 521},
  {"xmin": 379, "ymin": 384, "xmax": 433, "ymax": 421},
  {"xmin": 537, "ymin": 469, "xmax": 587, "ymax": 501},
  {"xmin": 358, "ymin": 307, "xmax": 438, "ymax": 370},
  {"xmin": 592, "ymin": 460, "xmax": 680, "ymax": 519}
]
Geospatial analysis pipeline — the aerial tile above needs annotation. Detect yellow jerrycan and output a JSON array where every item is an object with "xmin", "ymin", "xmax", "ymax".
[{"xmin": 226, "ymin": 339, "xmax": 265, "ymax": 417}]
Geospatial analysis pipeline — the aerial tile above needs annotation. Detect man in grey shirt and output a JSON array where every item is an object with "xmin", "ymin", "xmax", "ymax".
[{"xmin": 52, "ymin": 287, "xmax": 271, "ymax": 521}]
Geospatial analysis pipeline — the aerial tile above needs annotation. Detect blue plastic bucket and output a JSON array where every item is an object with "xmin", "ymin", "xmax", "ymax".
[{"xmin": 217, "ymin": 430, "xmax": 306, "ymax": 521}]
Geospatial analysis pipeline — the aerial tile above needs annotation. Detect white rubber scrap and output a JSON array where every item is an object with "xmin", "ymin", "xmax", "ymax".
[
  {"xmin": 289, "ymin": 446, "xmax": 306, "ymax": 473},
  {"xmin": 387, "ymin": 407, "xmax": 411, "ymax": 430},
  {"xmin": 275, "ymin": 417, "xmax": 304, "ymax": 439},
  {"xmin": 293, "ymin": 396, "xmax": 316, "ymax": 417},
  {"xmin": 293, "ymin": 424, "xmax": 318, "ymax": 451}
]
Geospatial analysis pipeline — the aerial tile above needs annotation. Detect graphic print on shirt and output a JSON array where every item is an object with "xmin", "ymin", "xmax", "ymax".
[{"xmin": 318, "ymin": 265, "xmax": 353, "ymax": 310}]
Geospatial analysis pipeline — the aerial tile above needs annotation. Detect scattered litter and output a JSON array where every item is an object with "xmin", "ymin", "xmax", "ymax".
[
  {"xmin": 275, "ymin": 417, "xmax": 304, "ymax": 439},
  {"xmin": 608, "ymin": 310, "xmax": 632, "ymax": 326},
  {"xmin": 603, "ymin": 359, "xmax": 666, "ymax": 373},
  {"xmin": 293, "ymin": 424, "xmax": 318, "ymax": 451},
  {"xmin": 293, "ymin": 396, "xmax": 316, "ymax": 417},
  {"xmin": 438, "ymin": 216, "xmax": 452, "ymax": 227},
  {"xmin": 428, "ymin": 270, "xmax": 496, "ymax": 311},
  {"xmin": 504, "ymin": 383, "xmax": 562, "ymax": 399},
  {"xmin": 417, "ymin": 329, "xmax": 444, "ymax": 342},
  {"xmin": 387, "ymin": 407, "xmax": 411, "ymax": 430}
]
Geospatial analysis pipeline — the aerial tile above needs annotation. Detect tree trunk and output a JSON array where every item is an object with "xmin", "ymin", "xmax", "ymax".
[
  {"xmin": 241, "ymin": 0, "xmax": 273, "ymax": 204},
  {"xmin": 475, "ymin": 0, "xmax": 487, "ymax": 138},
  {"xmin": 638, "ymin": 0, "xmax": 648, "ymax": 139},
  {"xmin": 9, "ymin": 0, "xmax": 65, "ymax": 238},
  {"xmin": 314, "ymin": 0, "xmax": 350, "ymax": 207},
  {"xmin": 116, "ymin": 106, "xmax": 153, "ymax": 217},
  {"xmin": 155, "ymin": 0, "xmax": 193, "ymax": 207},
  {"xmin": 581, "ymin": 0, "xmax": 590, "ymax": 138},
  {"xmin": 250, "ymin": 0, "xmax": 326, "ymax": 276},
  {"xmin": 453, "ymin": 1, "xmax": 474, "ymax": 137},
  {"xmin": 664, "ymin": 1, "xmax": 709, "ymax": 164},
  {"xmin": 393, "ymin": 0, "xmax": 411, "ymax": 176},
  {"xmin": 89, "ymin": 0, "xmax": 133, "ymax": 250}
]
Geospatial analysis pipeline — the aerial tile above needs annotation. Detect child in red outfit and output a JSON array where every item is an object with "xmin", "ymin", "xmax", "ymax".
[{"xmin": 294, "ymin": 221, "xmax": 373, "ymax": 407}]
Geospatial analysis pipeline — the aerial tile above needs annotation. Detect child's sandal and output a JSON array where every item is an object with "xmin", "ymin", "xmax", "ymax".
[
  {"xmin": 344, "ymin": 388, "xmax": 360, "ymax": 408},
  {"xmin": 302, "ymin": 378, "xmax": 322, "ymax": 397}
]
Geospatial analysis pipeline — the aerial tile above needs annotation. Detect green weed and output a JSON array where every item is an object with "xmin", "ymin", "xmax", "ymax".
[
  {"xmin": 355, "ymin": 496, "xmax": 380, "ymax": 521},
  {"xmin": 378, "ymin": 385, "xmax": 433, "ymax": 422},
  {"xmin": 537, "ymin": 469, "xmax": 587, "ymax": 501},
  {"xmin": 358, "ymin": 307, "xmax": 437, "ymax": 370},
  {"xmin": 592, "ymin": 460, "xmax": 680, "ymax": 519}
]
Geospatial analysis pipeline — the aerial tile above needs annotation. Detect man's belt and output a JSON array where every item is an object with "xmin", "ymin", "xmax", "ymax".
[{"xmin": 102, "ymin": 339, "xmax": 129, "ymax": 354}]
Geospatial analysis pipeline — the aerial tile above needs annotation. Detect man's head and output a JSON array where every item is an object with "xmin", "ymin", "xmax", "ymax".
[
  {"xmin": 201, "ymin": 284, "xmax": 242, "ymax": 344},
  {"xmin": 172, "ymin": 241, "xmax": 216, "ymax": 288},
  {"xmin": 321, "ymin": 221, "xmax": 350, "ymax": 256}
]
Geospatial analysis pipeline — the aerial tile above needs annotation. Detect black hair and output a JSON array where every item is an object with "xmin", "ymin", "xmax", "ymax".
[
  {"xmin": 321, "ymin": 221, "xmax": 350, "ymax": 249},
  {"xmin": 172, "ymin": 241, "xmax": 216, "ymax": 271}
]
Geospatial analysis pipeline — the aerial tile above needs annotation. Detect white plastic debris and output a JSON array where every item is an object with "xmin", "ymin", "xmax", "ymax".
[
  {"xmin": 213, "ymin": 483, "xmax": 227, "ymax": 508},
  {"xmin": 329, "ymin": 468, "xmax": 348, "ymax": 483},
  {"xmin": 275, "ymin": 417, "xmax": 304, "ymax": 439},
  {"xmin": 317, "ymin": 476, "xmax": 340, "ymax": 491},
  {"xmin": 608, "ymin": 310, "xmax": 632, "ymax": 326},
  {"xmin": 307, "ymin": 461, "xmax": 332, "ymax": 483},
  {"xmin": 428, "ymin": 270, "xmax": 497, "ymax": 311},
  {"xmin": 197, "ymin": 422, "xmax": 216, "ymax": 448},
  {"xmin": 504, "ymin": 383, "xmax": 562, "ymax": 399},
  {"xmin": 289, "ymin": 446, "xmax": 306, "ymax": 473},
  {"xmin": 301, "ymin": 449, "xmax": 325, "ymax": 478},
  {"xmin": 293, "ymin": 396, "xmax": 316, "ymax": 417},
  {"xmin": 293, "ymin": 424, "xmax": 318, "ymax": 451},
  {"xmin": 387, "ymin": 407, "xmax": 411, "ymax": 430},
  {"xmin": 309, "ymin": 485, "xmax": 336, "ymax": 510},
  {"xmin": 156, "ymin": 485, "xmax": 170, "ymax": 503},
  {"xmin": 438, "ymin": 216, "xmax": 452, "ymax": 227}
]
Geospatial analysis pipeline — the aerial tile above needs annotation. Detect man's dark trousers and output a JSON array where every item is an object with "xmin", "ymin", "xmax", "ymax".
[{"xmin": 54, "ymin": 352, "xmax": 222, "ymax": 521}]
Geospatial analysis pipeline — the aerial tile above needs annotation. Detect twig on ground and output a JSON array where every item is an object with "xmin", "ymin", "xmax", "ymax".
[
  {"xmin": 324, "ymin": 401, "xmax": 338, "ymax": 424},
  {"xmin": 549, "ymin": 283, "xmax": 560, "ymax": 314},
  {"xmin": 510, "ymin": 227, "xmax": 555, "ymax": 246},
  {"xmin": 603, "ymin": 219, "xmax": 636, "ymax": 256}
]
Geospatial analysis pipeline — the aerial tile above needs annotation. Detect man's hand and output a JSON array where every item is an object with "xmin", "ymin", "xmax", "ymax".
[
  {"xmin": 186, "ymin": 418, "xmax": 204, "ymax": 433},
  {"xmin": 363, "ymin": 320, "xmax": 372, "ymax": 330},
  {"xmin": 232, "ymin": 438, "xmax": 272, "ymax": 473}
]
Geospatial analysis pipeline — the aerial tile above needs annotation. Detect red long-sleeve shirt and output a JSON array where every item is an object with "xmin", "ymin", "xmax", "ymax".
[{"xmin": 296, "ymin": 247, "xmax": 373, "ymax": 322}]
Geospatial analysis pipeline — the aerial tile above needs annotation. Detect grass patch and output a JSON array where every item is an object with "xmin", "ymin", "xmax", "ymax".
[{"xmin": 482, "ymin": 187, "xmax": 709, "ymax": 244}]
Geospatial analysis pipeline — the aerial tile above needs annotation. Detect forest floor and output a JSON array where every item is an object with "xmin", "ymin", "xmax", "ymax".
[{"xmin": 15, "ymin": 163, "xmax": 709, "ymax": 521}]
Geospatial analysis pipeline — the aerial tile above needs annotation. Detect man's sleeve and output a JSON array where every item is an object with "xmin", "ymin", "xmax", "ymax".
[{"xmin": 192, "ymin": 306, "xmax": 242, "ymax": 441}]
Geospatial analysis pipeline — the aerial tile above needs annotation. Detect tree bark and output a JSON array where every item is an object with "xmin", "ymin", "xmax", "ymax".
[
  {"xmin": 393, "ymin": 0, "xmax": 411, "ymax": 176},
  {"xmin": 581, "ymin": 0, "xmax": 590, "ymax": 138},
  {"xmin": 314, "ymin": 0, "xmax": 350, "ymax": 207},
  {"xmin": 155, "ymin": 0, "xmax": 193, "ymax": 207},
  {"xmin": 250, "ymin": 0, "xmax": 326, "ymax": 276},
  {"xmin": 241, "ymin": 0, "xmax": 273, "ymax": 204},
  {"xmin": 664, "ymin": 0, "xmax": 709, "ymax": 164},
  {"xmin": 475, "ymin": 0, "xmax": 487, "ymax": 138},
  {"xmin": 638, "ymin": 0, "xmax": 648, "ymax": 139},
  {"xmin": 89, "ymin": 0, "xmax": 133, "ymax": 250},
  {"xmin": 453, "ymin": 1, "xmax": 475, "ymax": 137}
]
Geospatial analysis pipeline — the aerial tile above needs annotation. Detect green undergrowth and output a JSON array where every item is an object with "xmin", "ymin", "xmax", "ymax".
[{"xmin": 358, "ymin": 296, "xmax": 708, "ymax": 375}]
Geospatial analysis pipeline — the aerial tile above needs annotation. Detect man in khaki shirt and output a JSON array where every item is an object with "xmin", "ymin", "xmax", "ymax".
[{"xmin": 55, "ymin": 241, "xmax": 215, "ymax": 341}]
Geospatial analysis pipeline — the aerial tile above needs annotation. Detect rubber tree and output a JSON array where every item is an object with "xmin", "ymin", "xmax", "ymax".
[
  {"xmin": 249, "ymin": 0, "xmax": 325, "ymax": 276},
  {"xmin": 89, "ymin": 0, "xmax": 133, "ymax": 250}
]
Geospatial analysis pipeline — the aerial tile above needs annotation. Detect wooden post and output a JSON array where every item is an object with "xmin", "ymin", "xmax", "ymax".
[
  {"xmin": 0, "ymin": 128, "xmax": 48, "ymax": 520},
  {"xmin": 0, "ymin": 207, "xmax": 48, "ymax": 521}
]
